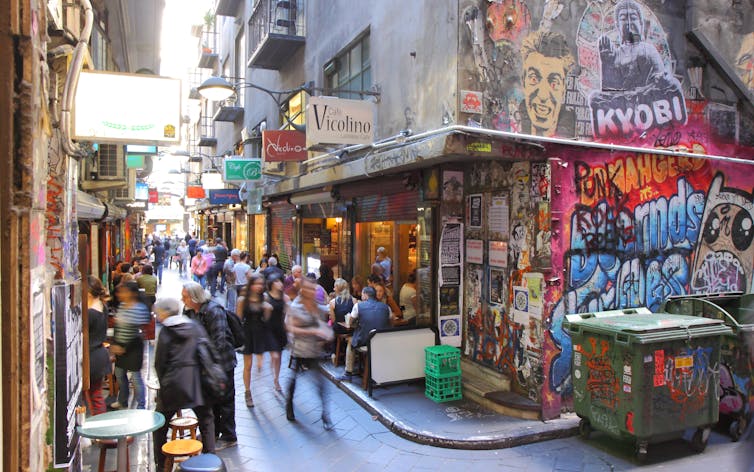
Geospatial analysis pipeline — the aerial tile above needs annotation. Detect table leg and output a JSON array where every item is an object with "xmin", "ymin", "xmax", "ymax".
[{"xmin": 116, "ymin": 437, "xmax": 127, "ymax": 472}]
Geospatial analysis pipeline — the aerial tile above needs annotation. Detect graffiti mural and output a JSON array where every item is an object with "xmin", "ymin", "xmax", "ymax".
[
  {"xmin": 577, "ymin": 0, "xmax": 686, "ymax": 138},
  {"xmin": 690, "ymin": 173, "xmax": 754, "ymax": 293},
  {"xmin": 519, "ymin": 31, "xmax": 576, "ymax": 137}
]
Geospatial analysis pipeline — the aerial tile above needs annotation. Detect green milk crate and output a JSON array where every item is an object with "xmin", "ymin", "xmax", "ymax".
[
  {"xmin": 424, "ymin": 371, "xmax": 462, "ymax": 403},
  {"xmin": 424, "ymin": 345, "xmax": 461, "ymax": 376}
]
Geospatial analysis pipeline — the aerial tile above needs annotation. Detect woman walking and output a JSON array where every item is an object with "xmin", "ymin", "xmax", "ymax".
[
  {"xmin": 85, "ymin": 275, "xmax": 111, "ymax": 416},
  {"xmin": 237, "ymin": 273, "xmax": 272, "ymax": 408},
  {"xmin": 110, "ymin": 281, "xmax": 150, "ymax": 409},
  {"xmin": 264, "ymin": 274, "xmax": 289, "ymax": 392},
  {"xmin": 285, "ymin": 277, "xmax": 333, "ymax": 429},
  {"xmin": 191, "ymin": 247, "xmax": 208, "ymax": 287}
]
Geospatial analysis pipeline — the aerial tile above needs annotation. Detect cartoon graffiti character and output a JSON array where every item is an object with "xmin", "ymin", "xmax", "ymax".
[
  {"xmin": 518, "ymin": 31, "xmax": 575, "ymax": 137},
  {"xmin": 736, "ymin": 33, "xmax": 754, "ymax": 91},
  {"xmin": 691, "ymin": 173, "xmax": 754, "ymax": 293},
  {"xmin": 587, "ymin": 0, "xmax": 686, "ymax": 137}
]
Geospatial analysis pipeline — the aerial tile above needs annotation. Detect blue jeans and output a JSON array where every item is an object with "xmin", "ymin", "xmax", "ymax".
[
  {"xmin": 115, "ymin": 367, "xmax": 145, "ymax": 409},
  {"xmin": 193, "ymin": 274, "xmax": 206, "ymax": 288},
  {"xmin": 154, "ymin": 262, "xmax": 163, "ymax": 284}
]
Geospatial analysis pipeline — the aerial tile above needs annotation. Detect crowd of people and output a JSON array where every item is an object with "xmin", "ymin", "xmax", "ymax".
[{"xmin": 84, "ymin": 233, "xmax": 420, "ymax": 469}]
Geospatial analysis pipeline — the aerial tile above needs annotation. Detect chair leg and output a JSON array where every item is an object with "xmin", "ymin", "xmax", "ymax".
[
  {"xmin": 98, "ymin": 446, "xmax": 106, "ymax": 472},
  {"xmin": 164, "ymin": 456, "xmax": 174, "ymax": 472}
]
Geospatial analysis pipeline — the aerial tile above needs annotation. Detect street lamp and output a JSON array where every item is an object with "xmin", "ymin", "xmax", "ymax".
[{"xmin": 196, "ymin": 76, "xmax": 381, "ymax": 131}]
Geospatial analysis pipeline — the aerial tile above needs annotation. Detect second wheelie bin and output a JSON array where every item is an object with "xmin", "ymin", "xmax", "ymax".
[
  {"xmin": 662, "ymin": 292, "xmax": 754, "ymax": 441},
  {"xmin": 564, "ymin": 308, "xmax": 732, "ymax": 462}
]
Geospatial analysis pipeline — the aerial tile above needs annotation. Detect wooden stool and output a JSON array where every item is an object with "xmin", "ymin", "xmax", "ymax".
[
  {"xmin": 162, "ymin": 439, "xmax": 203, "ymax": 471},
  {"xmin": 96, "ymin": 437, "xmax": 134, "ymax": 472},
  {"xmin": 333, "ymin": 334, "xmax": 350, "ymax": 367},
  {"xmin": 176, "ymin": 453, "xmax": 227, "ymax": 471},
  {"xmin": 169, "ymin": 416, "xmax": 199, "ymax": 440}
]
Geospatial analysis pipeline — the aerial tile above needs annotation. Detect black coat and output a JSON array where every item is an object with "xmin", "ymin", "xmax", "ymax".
[
  {"xmin": 351, "ymin": 299, "xmax": 391, "ymax": 347},
  {"xmin": 88, "ymin": 307, "xmax": 111, "ymax": 381},
  {"xmin": 155, "ymin": 316, "xmax": 208, "ymax": 411}
]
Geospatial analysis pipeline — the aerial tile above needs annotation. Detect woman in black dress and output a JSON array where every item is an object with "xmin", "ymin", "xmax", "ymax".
[
  {"xmin": 264, "ymin": 274, "xmax": 290, "ymax": 392},
  {"xmin": 86, "ymin": 275, "xmax": 111, "ymax": 416},
  {"xmin": 237, "ymin": 273, "xmax": 271, "ymax": 408}
]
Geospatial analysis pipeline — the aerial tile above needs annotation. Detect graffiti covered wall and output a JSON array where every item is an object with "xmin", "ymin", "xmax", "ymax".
[
  {"xmin": 544, "ymin": 150, "xmax": 754, "ymax": 415},
  {"xmin": 459, "ymin": 0, "xmax": 754, "ymax": 147}
]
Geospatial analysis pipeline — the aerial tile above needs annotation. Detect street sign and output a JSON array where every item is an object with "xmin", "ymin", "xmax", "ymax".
[{"xmin": 223, "ymin": 157, "xmax": 261, "ymax": 182}]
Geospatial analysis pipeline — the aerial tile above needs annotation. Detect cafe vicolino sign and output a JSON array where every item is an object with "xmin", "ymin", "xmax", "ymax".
[{"xmin": 306, "ymin": 96, "xmax": 375, "ymax": 145}]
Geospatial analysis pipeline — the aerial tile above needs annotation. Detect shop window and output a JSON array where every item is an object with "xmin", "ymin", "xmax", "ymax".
[{"xmin": 324, "ymin": 33, "xmax": 371, "ymax": 99}]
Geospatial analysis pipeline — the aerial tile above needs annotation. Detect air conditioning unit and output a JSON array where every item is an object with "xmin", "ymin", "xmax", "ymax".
[
  {"xmin": 108, "ymin": 169, "xmax": 136, "ymax": 202},
  {"xmin": 81, "ymin": 144, "xmax": 128, "ymax": 191}
]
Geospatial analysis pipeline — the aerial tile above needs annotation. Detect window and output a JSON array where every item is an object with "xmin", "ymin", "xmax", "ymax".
[
  {"xmin": 282, "ymin": 91, "xmax": 305, "ymax": 130},
  {"xmin": 325, "ymin": 34, "xmax": 371, "ymax": 99}
]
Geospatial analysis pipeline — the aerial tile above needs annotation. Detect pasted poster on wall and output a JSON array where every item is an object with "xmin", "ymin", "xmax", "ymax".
[
  {"xmin": 576, "ymin": 0, "xmax": 686, "ymax": 139},
  {"xmin": 439, "ymin": 220, "xmax": 463, "ymax": 346},
  {"xmin": 442, "ymin": 170, "xmax": 464, "ymax": 203},
  {"xmin": 488, "ymin": 195, "xmax": 509, "ymax": 236},
  {"xmin": 489, "ymin": 268, "xmax": 507, "ymax": 304},
  {"xmin": 468, "ymin": 193, "xmax": 483, "ymax": 229},
  {"xmin": 52, "ymin": 282, "xmax": 82, "ymax": 467}
]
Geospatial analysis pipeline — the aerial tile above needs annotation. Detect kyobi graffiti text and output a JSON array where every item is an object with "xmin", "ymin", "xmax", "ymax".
[
  {"xmin": 576, "ymin": 0, "xmax": 686, "ymax": 139},
  {"xmin": 691, "ymin": 174, "xmax": 754, "ymax": 293}
]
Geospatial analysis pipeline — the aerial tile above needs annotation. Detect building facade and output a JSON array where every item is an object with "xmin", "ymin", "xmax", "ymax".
[{"xmin": 203, "ymin": 0, "xmax": 754, "ymax": 421}]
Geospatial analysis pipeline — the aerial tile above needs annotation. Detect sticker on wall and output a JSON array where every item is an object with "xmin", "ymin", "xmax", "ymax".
[
  {"xmin": 489, "ymin": 268, "xmax": 507, "ymax": 304},
  {"xmin": 512, "ymin": 286, "xmax": 529, "ymax": 324},
  {"xmin": 523, "ymin": 272, "xmax": 544, "ymax": 308},
  {"xmin": 442, "ymin": 171, "xmax": 464, "ymax": 204},
  {"xmin": 466, "ymin": 239, "xmax": 484, "ymax": 264},
  {"xmin": 440, "ymin": 318, "xmax": 460, "ymax": 337},
  {"xmin": 468, "ymin": 194, "xmax": 483, "ymax": 229},
  {"xmin": 489, "ymin": 240, "xmax": 508, "ymax": 267},
  {"xmin": 488, "ymin": 196, "xmax": 509, "ymax": 236}
]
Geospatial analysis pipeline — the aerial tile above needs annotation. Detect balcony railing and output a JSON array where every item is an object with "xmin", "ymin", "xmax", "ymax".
[{"xmin": 248, "ymin": 0, "xmax": 305, "ymax": 70}]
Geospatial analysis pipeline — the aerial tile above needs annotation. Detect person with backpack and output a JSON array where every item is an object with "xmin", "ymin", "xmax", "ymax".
[
  {"xmin": 181, "ymin": 282, "xmax": 238, "ymax": 450},
  {"xmin": 151, "ymin": 298, "xmax": 216, "ymax": 470}
]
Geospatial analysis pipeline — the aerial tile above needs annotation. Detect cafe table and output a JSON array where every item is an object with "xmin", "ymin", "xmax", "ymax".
[{"xmin": 77, "ymin": 409, "xmax": 165, "ymax": 472}]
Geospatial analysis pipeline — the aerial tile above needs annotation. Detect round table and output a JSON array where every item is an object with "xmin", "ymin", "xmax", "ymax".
[{"xmin": 77, "ymin": 409, "xmax": 165, "ymax": 472}]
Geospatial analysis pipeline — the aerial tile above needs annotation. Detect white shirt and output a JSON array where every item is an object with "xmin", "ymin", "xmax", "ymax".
[{"xmin": 233, "ymin": 262, "xmax": 252, "ymax": 286}]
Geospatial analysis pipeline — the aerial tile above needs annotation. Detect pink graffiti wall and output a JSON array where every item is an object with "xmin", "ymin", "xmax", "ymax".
[{"xmin": 542, "ymin": 143, "xmax": 754, "ymax": 415}]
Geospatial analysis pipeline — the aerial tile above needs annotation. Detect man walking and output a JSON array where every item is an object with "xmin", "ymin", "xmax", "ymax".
[
  {"xmin": 208, "ymin": 238, "xmax": 228, "ymax": 296},
  {"xmin": 181, "ymin": 282, "xmax": 238, "ymax": 449},
  {"xmin": 151, "ymin": 298, "xmax": 216, "ymax": 470}
]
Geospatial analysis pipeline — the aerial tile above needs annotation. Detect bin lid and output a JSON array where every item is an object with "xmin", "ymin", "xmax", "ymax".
[{"xmin": 567, "ymin": 313, "xmax": 732, "ymax": 344}]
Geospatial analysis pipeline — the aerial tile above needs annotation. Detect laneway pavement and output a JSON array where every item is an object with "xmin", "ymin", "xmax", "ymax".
[{"xmin": 82, "ymin": 266, "xmax": 754, "ymax": 471}]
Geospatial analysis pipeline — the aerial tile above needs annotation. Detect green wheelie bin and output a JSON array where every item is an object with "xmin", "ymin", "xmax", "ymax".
[
  {"xmin": 662, "ymin": 292, "xmax": 754, "ymax": 441},
  {"xmin": 564, "ymin": 308, "xmax": 732, "ymax": 462}
]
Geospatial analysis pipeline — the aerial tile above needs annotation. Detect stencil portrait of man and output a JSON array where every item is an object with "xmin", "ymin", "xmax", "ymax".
[{"xmin": 518, "ymin": 30, "xmax": 576, "ymax": 137}]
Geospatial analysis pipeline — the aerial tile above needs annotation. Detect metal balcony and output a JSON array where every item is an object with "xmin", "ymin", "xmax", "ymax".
[
  {"xmin": 248, "ymin": 0, "xmax": 306, "ymax": 70},
  {"xmin": 213, "ymin": 105, "xmax": 244, "ymax": 122},
  {"xmin": 215, "ymin": 0, "xmax": 242, "ymax": 17}
]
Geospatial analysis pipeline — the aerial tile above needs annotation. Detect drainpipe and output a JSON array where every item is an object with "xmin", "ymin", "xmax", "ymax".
[{"xmin": 60, "ymin": 0, "xmax": 93, "ymax": 158}]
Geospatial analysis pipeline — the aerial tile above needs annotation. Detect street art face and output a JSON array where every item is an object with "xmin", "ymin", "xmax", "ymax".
[
  {"xmin": 577, "ymin": 0, "xmax": 686, "ymax": 139},
  {"xmin": 691, "ymin": 174, "xmax": 754, "ymax": 293},
  {"xmin": 520, "ymin": 31, "xmax": 575, "ymax": 137},
  {"xmin": 736, "ymin": 33, "xmax": 754, "ymax": 91}
]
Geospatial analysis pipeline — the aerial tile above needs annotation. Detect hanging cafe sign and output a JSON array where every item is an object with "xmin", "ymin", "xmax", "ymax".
[
  {"xmin": 223, "ymin": 157, "xmax": 262, "ymax": 182},
  {"xmin": 306, "ymin": 96, "xmax": 375, "ymax": 146}
]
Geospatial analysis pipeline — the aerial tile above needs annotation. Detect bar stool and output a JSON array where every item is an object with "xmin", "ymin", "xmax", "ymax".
[
  {"xmin": 356, "ymin": 346, "xmax": 370, "ymax": 390},
  {"xmin": 169, "ymin": 415, "xmax": 199, "ymax": 440},
  {"xmin": 96, "ymin": 437, "xmax": 134, "ymax": 472},
  {"xmin": 162, "ymin": 439, "xmax": 203, "ymax": 471},
  {"xmin": 176, "ymin": 453, "xmax": 227, "ymax": 471}
]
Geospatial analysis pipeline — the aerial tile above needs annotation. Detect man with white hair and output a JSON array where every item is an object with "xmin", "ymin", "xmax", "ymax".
[
  {"xmin": 152, "ymin": 298, "xmax": 215, "ymax": 469},
  {"xmin": 181, "ymin": 282, "xmax": 238, "ymax": 449},
  {"xmin": 263, "ymin": 255, "xmax": 285, "ymax": 280},
  {"xmin": 375, "ymin": 247, "xmax": 392, "ymax": 286},
  {"xmin": 284, "ymin": 264, "xmax": 303, "ymax": 298}
]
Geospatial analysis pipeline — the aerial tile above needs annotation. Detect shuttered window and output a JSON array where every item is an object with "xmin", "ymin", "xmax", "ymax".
[
  {"xmin": 268, "ymin": 200, "xmax": 296, "ymax": 271},
  {"xmin": 355, "ymin": 191, "xmax": 418, "ymax": 222}
]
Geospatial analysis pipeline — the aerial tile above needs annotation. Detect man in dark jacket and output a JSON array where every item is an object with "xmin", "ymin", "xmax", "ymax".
[
  {"xmin": 152, "ymin": 298, "xmax": 215, "ymax": 470},
  {"xmin": 181, "ymin": 281, "xmax": 238, "ymax": 449},
  {"xmin": 151, "ymin": 237, "xmax": 165, "ymax": 284},
  {"xmin": 188, "ymin": 234, "xmax": 198, "ymax": 259},
  {"xmin": 207, "ymin": 238, "xmax": 228, "ymax": 296},
  {"xmin": 338, "ymin": 286, "xmax": 391, "ymax": 381}
]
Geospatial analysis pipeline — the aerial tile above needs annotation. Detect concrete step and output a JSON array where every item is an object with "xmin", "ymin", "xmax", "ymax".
[{"xmin": 461, "ymin": 358, "xmax": 540, "ymax": 420}]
